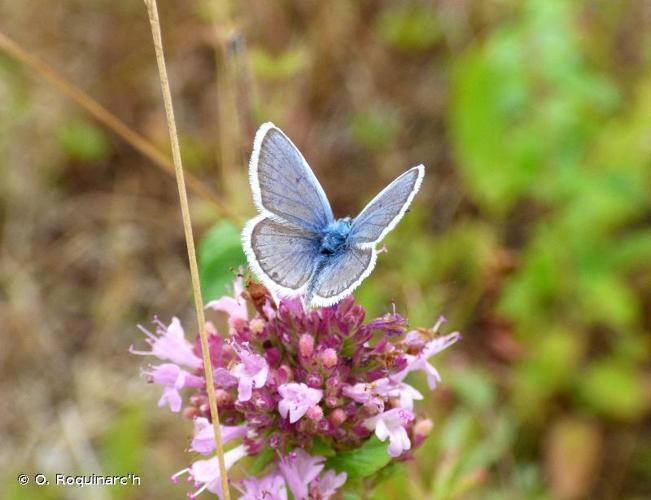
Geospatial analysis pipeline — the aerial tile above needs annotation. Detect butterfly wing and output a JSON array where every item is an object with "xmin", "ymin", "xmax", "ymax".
[
  {"xmin": 349, "ymin": 165, "xmax": 425, "ymax": 247},
  {"xmin": 307, "ymin": 247, "xmax": 377, "ymax": 307},
  {"xmin": 242, "ymin": 215, "xmax": 321, "ymax": 296},
  {"xmin": 249, "ymin": 123, "xmax": 334, "ymax": 232}
]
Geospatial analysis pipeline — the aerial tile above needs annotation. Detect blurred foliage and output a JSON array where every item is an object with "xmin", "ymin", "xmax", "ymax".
[
  {"xmin": 2, "ymin": 0, "xmax": 651, "ymax": 499},
  {"xmin": 198, "ymin": 220, "xmax": 246, "ymax": 300}
]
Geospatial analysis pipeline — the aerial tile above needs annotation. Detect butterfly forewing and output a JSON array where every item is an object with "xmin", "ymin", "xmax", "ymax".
[
  {"xmin": 349, "ymin": 165, "xmax": 424, "ymax": 246},
  {"xmin": 252, "ymin": 124, "xmax": 334, "ymax": 232},
  {"xmin": 244, "ymin": 216, "xmax": 320, "ymax": 292}
]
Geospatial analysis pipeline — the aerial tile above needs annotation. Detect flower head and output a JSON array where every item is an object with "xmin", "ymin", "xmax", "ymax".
[{"xmin": 134, "ymin": 279, "xmax": 458, "ymax": 498}]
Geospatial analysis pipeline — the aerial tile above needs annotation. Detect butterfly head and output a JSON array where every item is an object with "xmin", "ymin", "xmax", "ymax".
[{"xmin": 319, "ymin": 218, "xmax": 352, "ymax": 256}]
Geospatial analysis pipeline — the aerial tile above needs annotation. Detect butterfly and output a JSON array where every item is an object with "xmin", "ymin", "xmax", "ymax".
[{"xmin": 242, "ymin": 122, "xmax": 424, "ymax": 308}]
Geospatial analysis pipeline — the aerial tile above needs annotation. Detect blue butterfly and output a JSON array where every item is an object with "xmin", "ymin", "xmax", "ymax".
[{"xmin": 242, "ymin": 123, "xmax": 424, "ymax": 307}]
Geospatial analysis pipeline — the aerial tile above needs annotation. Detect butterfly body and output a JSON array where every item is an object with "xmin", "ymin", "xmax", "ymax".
[
  {"xmin": 320, "ymin": 218, "xmax": 352, "ymax": 256},
  {"xmin": 243, "ymin": 122, "xmax": 424, "ymax": 307}
]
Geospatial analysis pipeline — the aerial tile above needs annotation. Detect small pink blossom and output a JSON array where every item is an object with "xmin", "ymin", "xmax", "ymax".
[
  {"xmin": 205, "ymin": 277, "xmax": 248, "ymax": 329},
  {"xmin": 342, "ymin": 377, "xmax": 421, "ymax": 412},
  {"xmin": 237, "ymin": 472, "xmax": 287, "ymax": 500},
  {"xmin": 143, "ymin": 363, "xmax": 203, "ymax": 412},
  {"xmin": 130, "ymin": 317, "xmax": 201, "ymax": 369},
  {"xmin": 277, "ymin": 449, "xmax": 324, "ymax": 500},
  {"xmin": 173, "ymin": 444, "xmax": 247, "ymax": 498},
  {"xmin": 191, "ymin": 417, "xmax": 248, "ymax": 455},
  {"xmin": 395, "ymin": 331, "xmax": 461, "ymax": 389},
  {"xmin": 278, "ymin": 383, "xmax": 323, "ymax": 423},
  {"xmin": 364, "ymin": 408, "xmax": 414, "ymax": 457},
  {"xmin": 231, "ymin": 343, "xmax": 269, "ymax": 402},
  {"xmin": 315, "ymin": 469, "xmax": 348, "ymax": 500}
]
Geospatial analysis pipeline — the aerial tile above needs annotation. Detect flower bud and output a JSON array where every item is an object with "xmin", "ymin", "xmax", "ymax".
[
  {"xmin": 182, "ymin": 406, "xmax": 199, "ymax": 419},
  {"xmin": 326, "ymin": 376, "xmax": 340, "ymax": 389},
  {"xmin": 320, "ymin": 348, "xmax": 338, "ymax": 368},
  {"xmin": 414, "ymin": 418, "xmax": 433, "ymax": 438},
  {"xmin": 318, "ymin": 419, "xmax": 331, "ymax": 433},
  {"xmin": 325, "ymin": 396, "xmax": 340, "ymax": 408},
  {"xmin": 215, "ymin": 389, "xmax": 233, "ymax": 407},
  {"xmin": 306, "ymin": 405, "xmax": 324, "ymax": 422},
  {"xmin": 276, "ymin": 364, "xmax": 293, "ymax": 383},
  {"xmin": 306, "ymin": 373, "xmax": 323, "ymax": 388},
  {"xmin": 328, "ymin": 408, "xmax": 346, "ymax": 427},
  {"xmin": 268, "ymin": 433, "xmax": 281, "ymax": 449},
  {"xmin": 299, "ymin": 334, "xmax": 315, "ymax": 358}
]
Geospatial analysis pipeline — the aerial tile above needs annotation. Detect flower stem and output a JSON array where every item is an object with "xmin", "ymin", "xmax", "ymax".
[{"xmin": 143, "ymin": 1, "xmax": 231, "ymax": 498}]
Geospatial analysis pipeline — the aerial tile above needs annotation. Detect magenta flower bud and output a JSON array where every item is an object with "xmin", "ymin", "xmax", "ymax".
[
  {"xmin": 317, "ymin": 419, "xmax": 331, "ymax": 433},
  {"xmin": 306, "ymin": 405, "xmax": 324, "ymax": 422},
  {"xmin": 328, "ymin": 408, "xmax": 346, "ymax": 427},
  {"xmin": 306, "ymin": 373, "xmax": 323, "ymax": 388},
  {"xmin": 190, "ymin": 394, "xmax": 207, "ymax": 406},
  {"xmin": 276, "ymin": 364, "xmax": 293, "ymax": 384},
  {"xmin": 325, "ymin": 396, "xmax": 340, "ymax": 408},
  {"xmin": 268, "ymin": 433, "xmax": 281, "ymax": 449},
  {"xmin": 319, "ymin": 348, "xmax": 338, "ymax": 368},
  {"xmin": 252, "ymin": 392, "xmax": 273, "ymax": 411},
  {"xmin": 299, "ymin": 334, "xmax": 315, "ymax": 358},
  {"xmin": 215, "ymin": 389, "xmax": 233, "ymax": 407},
  {"xmin": 265, "ymin": 347, "xmax": 281, "ymax": 367},
  {"xmin": 183, "ymin": 406, "xmax": 199, "ymax": 419},
  {"xmin": 326, "ymin": 376, "xmax": 340, "ymax": 389}
]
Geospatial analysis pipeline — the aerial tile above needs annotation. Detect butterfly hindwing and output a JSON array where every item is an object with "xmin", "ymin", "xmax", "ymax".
[
  {"xmin": 349, "ymin": 165, "xmax": 425, "ymax": 247},
  {"xmin": 243, "ymin": 215, "xmax": 320, "ymax": 294},
  {"xmin": 250, "ymin": 123, "xmax": 334, "ymax": 232},
  {"xmin": 307, "ymin": 246, "xmax": 377, "ymax": 307}
]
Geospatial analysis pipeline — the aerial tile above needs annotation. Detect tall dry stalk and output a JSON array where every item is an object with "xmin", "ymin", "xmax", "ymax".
[{"xmin": 143, "ymin": 1, "xmax": 231, "ymax": 498}]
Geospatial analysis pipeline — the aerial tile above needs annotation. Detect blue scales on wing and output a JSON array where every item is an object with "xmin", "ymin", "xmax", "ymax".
[{"xmin": 248, "ymin": 217, "xmax": 320, "ymax": 291}]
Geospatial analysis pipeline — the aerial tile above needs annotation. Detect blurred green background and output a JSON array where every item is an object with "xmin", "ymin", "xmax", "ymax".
[{"xmin": 1, "ymin": 0, "xmax": 650, "ymax": 498}]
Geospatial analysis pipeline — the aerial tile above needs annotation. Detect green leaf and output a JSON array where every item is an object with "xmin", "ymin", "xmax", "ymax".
[
  {"xmin": 250, "ymin": 47, "xmax": 308, "ymax": 81},
  {"xmin": 99, "ymin": 405, "xmax": 145, "ymax": 499},
  {"xmin": 577, "ymin": 359, "xmax": 650, "ymax": 420},
  {"xmin": 249, "ymin": 447, "xmax": 274, "ymax": 475},
  {"xmin": 198, "ymin": 221, "xmax": 246, "ymax": 301},
  {"xmin": 326, "ymin": 437, "xmax": 392, "ymax": 479},
  {"xmin": 449, "ymin": 369, "xmax": 497, "ymax": 410},
  {"xmin": 312, "ymin": 436, "xmax": 336, "ymax": 457},
  {"xmin": 58, "ymin": 119, "xmax": 110, "ymax": 162},
  {"xmin": 376, "ymin": 5, "xmax": 441, "ymax": 51}
]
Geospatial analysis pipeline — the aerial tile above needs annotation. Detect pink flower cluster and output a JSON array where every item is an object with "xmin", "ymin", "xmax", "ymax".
[{"xmin": 131, "ymin": 279, "xmax": 459, "ymax": 499}]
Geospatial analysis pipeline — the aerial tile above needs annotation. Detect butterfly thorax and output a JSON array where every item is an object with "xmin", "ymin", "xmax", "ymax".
[{"xmin": 319, "ymin": 218, "xmax": 352, "ymax": 256}]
